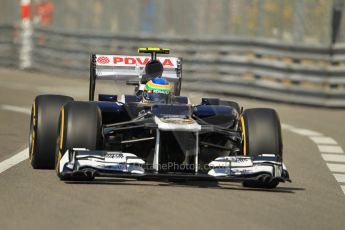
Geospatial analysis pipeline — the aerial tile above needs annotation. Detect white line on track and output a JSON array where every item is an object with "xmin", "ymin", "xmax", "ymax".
[
  {"xmin": 334, "ymin": 174, "xmax": 345, "ymax": 183},
  {"xmin": 288, "ymin": 128, "xmax": 323, "ymax": 137},
  {"xmin": 310, "ymin": 137, "xmax": 338, "ymax": 145},
  {"xmin": 284, "ymin": 124, "xmax": 345, "ymax": 196},
  {"xmin": 0, "ymin": 105, "xmax": 30, "ymax": 174},
  {"xmin": 0, "ymin": 148, "xmax": 29, "ymax": 174},
  {"xmin": 318, "ymin": 145, "xmax": 344, "ymax": 154},
  {"xmin": 1, "ymin": 104, "xmax": 31, "ymax": 115},
  {"xmin": 281, "ymin": 124, "xmax": 294, "ymax": 130},
  {"xmin": 327, "ymin": 163, "xmax": 345, "ymax": 173},
  {"xmin": 322, "ymin": 154, "xmax": 345, "ymax": 162}
]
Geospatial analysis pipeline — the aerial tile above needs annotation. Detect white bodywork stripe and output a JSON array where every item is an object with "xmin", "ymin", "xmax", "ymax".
[
  {"xmin": 120, "ymin": 94, "xmax": 126, "ymax": 103},
  {"xmin": 154, "ymin": 116, "xmax": 201, "ymax": 131}
]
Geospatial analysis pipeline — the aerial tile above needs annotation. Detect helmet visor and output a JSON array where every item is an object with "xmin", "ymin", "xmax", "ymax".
[{"xmin": 143, "ymin": 91, "xmax": 169, "ymax": 103}]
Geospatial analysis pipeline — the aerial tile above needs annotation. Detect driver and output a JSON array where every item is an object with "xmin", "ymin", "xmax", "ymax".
[{"xmin": 142, "ymin": 77, "xmax": 173, "ymax": 103}]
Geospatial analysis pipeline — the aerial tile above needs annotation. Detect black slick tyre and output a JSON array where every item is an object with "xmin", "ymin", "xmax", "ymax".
[
  {"xmin": 241, "ymin": 108, "xmax": 282, "ymax": 159},
  {"xmin": 29, "ymin": 95, "xmax": 74, "ymax": 169},
  {"xmin": 241, "ymin": 108, "xmax": 282, "ymax": 188},
  {"xmin": 56, "ymin": 101, "xmax": 102, "ymax": 180}
]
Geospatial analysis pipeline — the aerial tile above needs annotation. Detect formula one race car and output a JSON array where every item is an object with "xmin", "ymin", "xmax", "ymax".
[{"xmin": 29, "ymin": 48, "xmax": 290, "ymax": 188}]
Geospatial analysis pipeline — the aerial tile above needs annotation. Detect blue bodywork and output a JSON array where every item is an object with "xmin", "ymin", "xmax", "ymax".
[{"xmin": 96, "ymin": 95, "xmax": 239, "ymax": 128}]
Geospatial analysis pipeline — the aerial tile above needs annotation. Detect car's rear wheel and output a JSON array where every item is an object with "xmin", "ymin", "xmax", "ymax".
[
  {"xmin": 30, "ymin": 95, "xmax": 74, "ymax": 169},
  {"xmin": 55, "ymin": 101, "xmax": 102, "ymax": 180},
  {"xmin": 240, "ymin": 108, "xmax": 282, "ymax": 188}
]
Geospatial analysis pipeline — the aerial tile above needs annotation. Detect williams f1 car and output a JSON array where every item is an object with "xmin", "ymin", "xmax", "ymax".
[{"xmin": 29, "ymin": 47, "xmax": 290, "ymax": 188}]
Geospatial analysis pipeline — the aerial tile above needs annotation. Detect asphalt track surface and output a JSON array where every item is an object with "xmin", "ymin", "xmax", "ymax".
[{"xmin": 0, "ymin": 68, "xmax": 345, "ymax": 230}]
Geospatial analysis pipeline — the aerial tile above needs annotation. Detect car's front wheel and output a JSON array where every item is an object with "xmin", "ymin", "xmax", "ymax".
[
  {"xmin": 55, "ymin": 101, "xmax": 102, "ymax": 180},
  {"xmin": 240, "ymin": 108, "xmax": 283, "ymax": 188}
]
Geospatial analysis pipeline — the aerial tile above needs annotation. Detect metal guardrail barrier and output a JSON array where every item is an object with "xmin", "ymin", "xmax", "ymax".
[
  {"xmin": 0, "ymin": 25, "xmax": 16, "ymax": 67},
  {"xmin": 1, "ymin": 24, "xmax": 345, "ymax": 107}
]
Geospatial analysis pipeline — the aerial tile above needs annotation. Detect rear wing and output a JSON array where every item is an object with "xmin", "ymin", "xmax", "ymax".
[{"xmin": 89, "ymin": 54, "xmax": 183, "ymax": 101}]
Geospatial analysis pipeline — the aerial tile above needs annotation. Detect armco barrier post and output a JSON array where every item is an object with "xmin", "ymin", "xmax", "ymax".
[{"xmin": 19, "ymin": 0, "xmax": 33, "ymax": 69}]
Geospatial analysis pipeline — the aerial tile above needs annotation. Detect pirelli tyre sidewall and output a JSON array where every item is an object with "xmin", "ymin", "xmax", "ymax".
[
  {"xmin": 56, "ymin": 101, "xmax": 102, "ymax": 180},
  {"xmin": 241, "ymin": 108, "xmax": 282, "ymax": 159},
  {"xmin": 241, "ymin": 108, "xmax": 283, "ymax": 188},
  {"xmin": 30, "ymin": 95, "xmax": 74, "ymax": 169}
]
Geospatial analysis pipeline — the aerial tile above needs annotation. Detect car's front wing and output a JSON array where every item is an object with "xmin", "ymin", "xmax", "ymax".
[{"xmin": 59, "ymin": 149, "xmax": 290, "ymax": 183}]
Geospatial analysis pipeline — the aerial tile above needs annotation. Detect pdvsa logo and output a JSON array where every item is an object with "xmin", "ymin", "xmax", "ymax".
[
  {"xmin": 96, "ymin": 55, "xmax": 175, "ymax": 67},
  {"xmin": 97, "ymin": 56, "xmax": 110, "ymax": 64},
  {"xmin": 112, "ymin": 57, "xmax": 174, "ymax": 67}
]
